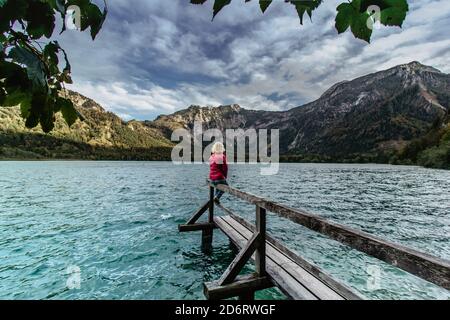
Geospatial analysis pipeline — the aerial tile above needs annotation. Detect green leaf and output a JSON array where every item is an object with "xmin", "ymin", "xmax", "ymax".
[
  {"xmin": 2, "ymin": 89, "xmax": 31, "ymax": 108},
  {"xmin": 25, "ymin": 1, "xmax": 55, "ymax": 38},
  {"xmin": 0, "ymin": 0, "xmax": 28, "ymax": 32},
  {"xmin": 383, "ymin": 0, "xmax": 408, "ymax": 10},
  {"xmin": 350, "ymin": 11, "xmax": 372, "ymax": 43},
  {"xmin": 43, "ymin": 41, "xmax": 60, "ymax": 74},
  {"xmin": 66, "ymin": 0, "xmax": 108, "ymax": 40},
  {"xmin": 48, "ymin": 0, "xmax": 66, "ymax": 14},
  {"xmin": 259, "ymin": 0, "xmax": 272, "ymax": 13},
  {"xmin": 288, "ymin": 0, "xmax": 323, "ymax": 25},
  {"xmin": 213, "ymin": 0, "xmax": 231, "ymax": 19},
  {"xmin": 39, "ymin": 98, "xmax": 56, "ymax": 132},
  {"xmin": 8, "ymin": 46, "xmax": 47, "ymax": 88},
  {"xmin": 0, "ymin": 0, "xmax": 7, "ymax": 8},
  {"xmin": 0, "ymin": 88, "xmax": 5, "ymax": 105},
  {"xmin": 380, "ymin": 7, "xmax": 407, "ymax": 27},
  {"xmin": 61, "ymin": 69, "xmax": 73, "ymax": 84},
  {"xmin": 335, "ymin": 3, "xmax": 354, "ymax": 34},
  {"xmin": 88, "ymin": 3, "xmax": 108, "ymax": 40},
  {"xmin": 60, "ymin": 98, "xmax": 78, "ymax": 127},
  {"xmin": 1, "ymin": 88, "xmax": 32, "ymax": 118},
  {"xmin": 58, "ymin": 44, "xmax": 71, "ymax": 74},
  {"xmin": 0, "ymin": 61, "xmax": 32, "ymax": 92},
  {"xmin": 20, "ymin": 99, "xmax": 31, "ymax": 119},
  {"xmin": 19, "ymin": 97, "xmax": 32, "ymax": 118},
  {"xmin": 351, "ymin": 0, "xmax": 362, "ymax": 12},
  {"xmin": 25, "ymin": 93, "xmax": 46, "ymax": 129}
]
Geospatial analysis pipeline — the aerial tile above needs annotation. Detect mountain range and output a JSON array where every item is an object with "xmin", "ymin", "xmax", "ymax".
[{"xmin": 1, "ymin": 61, "xmax": 449, "ymax": 168}]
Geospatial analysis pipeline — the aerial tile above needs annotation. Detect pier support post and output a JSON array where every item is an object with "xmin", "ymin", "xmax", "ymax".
[
  {"xmin": 200, "ymin": 186, "xmax": 215, "ymax": 253},
  {"xmin": 178, "ymin": 184, "xmax": 217, "ymax": 253},
  {"xmin": 201, "ymin": 228, "xmax": 213, "ymax": 253},
  {"xmin": 209, "ymin": 186, "xmax": 214, "ymax": 223},
  {"xmin": 255, "ymin": 206, "xmax": 266, "ymax": 277}
]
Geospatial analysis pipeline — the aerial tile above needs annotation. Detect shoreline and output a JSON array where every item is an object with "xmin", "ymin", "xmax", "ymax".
[{"xmin": 0, "ymin": 158, "xmax": 447, "ymax": 171}]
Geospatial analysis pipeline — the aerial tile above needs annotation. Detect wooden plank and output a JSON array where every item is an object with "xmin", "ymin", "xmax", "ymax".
[
  {"xmin": 210, "ymin": 182, "xmax": 450, "ymax": 290},
  {"xmin": 267, "ymin": 264, "xmax": 316, "ymax": 300},
  {"xmin": 225, "ymin": 217, "xmax": 319, "ymax": 300},
  {"xmin": 222, "ymin": 215, "xmax": 345, "ymax": 300},
  {"xmin": 178, "ymin": 223, "xmax": 216, "ymax": 232},
  {"xmin": 215, "ymin": 217, "xmax": 244, "ymax": 251},
  {"xmin": 276, "ymin": 254, "xmax": 344, "ymax": 300},
  {"xmin": 222, "ymin": 208, "xmax": 361, "ymax": 300},
  {"xmin": 214, "ymin": 216, "xmax": 318, "ymax": 300},
  {"xmin": 186, "ymin": 200, "xmax": 210, "ymax": 225},
  {"xmin": 204, "ymin": 274, "xmax": 273, "ymax": 300},
  {"xmin": 219, "ymin": 232, "xmax": 260, "ymax": 285}
]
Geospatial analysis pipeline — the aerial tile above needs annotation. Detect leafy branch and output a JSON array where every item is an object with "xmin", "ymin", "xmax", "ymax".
[
  {"xmin": 190, "ymin": 0, "xmax": 410, "ymax": 43},
  {"xmin": 0, "ymin": 0, "xmax": 107, "ymax": 132}
]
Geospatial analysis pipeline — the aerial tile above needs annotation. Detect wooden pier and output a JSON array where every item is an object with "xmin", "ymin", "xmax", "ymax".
[{"xmin": 178, "ymin": 182, "xmax": 450, "ymax": 300}]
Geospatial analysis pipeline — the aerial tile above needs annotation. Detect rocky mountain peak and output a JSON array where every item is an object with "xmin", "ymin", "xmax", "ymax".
[
  {"xmin": 314, "ymin": 61, "xmax": 445, "ymax": 104},
  {"xmin": 397, "ymin": 61, "xmax": 441, "ymax": 73},
  {"xmin": 391, "ymin": 61, "xmax": 442, "ymax": 77},
  {"xmin": 65, "ymin": 90, "xmax": 106, "ymax": 113},
  {"xmin": 227, "ymin": 104, "xmax": 242, "ymax": 111}
]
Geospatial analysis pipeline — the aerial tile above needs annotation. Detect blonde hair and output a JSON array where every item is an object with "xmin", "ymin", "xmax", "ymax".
[{"xmin": 211, "ymin": 142, "xmax": 225, "ymax": 154}]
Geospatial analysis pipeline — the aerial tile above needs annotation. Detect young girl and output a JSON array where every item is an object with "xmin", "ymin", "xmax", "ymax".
[{"xmin": 209, "ymin": 142, "xmax": 228, "ymax": 202}]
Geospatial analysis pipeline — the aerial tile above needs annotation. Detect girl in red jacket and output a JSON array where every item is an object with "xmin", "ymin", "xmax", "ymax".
[{"xmin": 209, "ymin": 142, "xmax": 228, "ymax": 202}]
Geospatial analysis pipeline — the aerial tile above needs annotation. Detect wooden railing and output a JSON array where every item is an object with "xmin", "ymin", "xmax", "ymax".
[
  {"xmin": 179, "ymin": 180, "xmax": 450, "ymax": 300},
  {"xmin": 208, "ymin": 182, "xmax": 450, "ymax": 290}
]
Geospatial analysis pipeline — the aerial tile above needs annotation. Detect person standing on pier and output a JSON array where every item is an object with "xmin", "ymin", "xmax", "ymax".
[{"xmin": 209, "ymin": 142, "xmax": 228, "ymax": 203}]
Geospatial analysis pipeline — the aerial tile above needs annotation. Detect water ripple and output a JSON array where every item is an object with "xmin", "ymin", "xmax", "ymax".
[{"xmin": 0, "ymin": 162, "xmax": 448, "ymax": 300}]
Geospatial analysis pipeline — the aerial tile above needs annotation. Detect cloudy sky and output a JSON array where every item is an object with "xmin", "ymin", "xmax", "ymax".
[{"xmin": 56, "ymin": 0, "xmax": 450, "ymax": 120}]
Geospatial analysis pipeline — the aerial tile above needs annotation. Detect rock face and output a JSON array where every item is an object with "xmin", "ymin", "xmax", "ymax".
[
  {"xmin": 283, "ymin": 61, "xmax": 449, "ymax": 157},
  {"xmin": 152, "ymin": 62, "xmax": 450, "ymax": 159},
  {"xmin": 151, "ymin": 104, "xmax": 274, "ymax": 136},
  {"xmin": 1, "ymin": 61, "xmax": 449, "ymax": 163}
]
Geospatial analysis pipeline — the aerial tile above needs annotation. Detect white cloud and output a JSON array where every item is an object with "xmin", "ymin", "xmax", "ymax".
[
  {"xmin": 69, "ymin": 81, "xmax": 223, "ymax": 119},
  {"xmin": 58, "ymin": 0, "xmax": 450, "ymax": 120}
]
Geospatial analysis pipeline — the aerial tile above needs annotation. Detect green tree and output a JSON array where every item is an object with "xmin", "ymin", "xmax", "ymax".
[{"xmin": 0, "ymin": 0, "xmax": 107, "ymax": 132}]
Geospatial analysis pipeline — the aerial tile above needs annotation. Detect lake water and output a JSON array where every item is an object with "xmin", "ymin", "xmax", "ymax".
[{"xmin": 0, "ymin": 161, "xmax": 449, "ymax": 300}]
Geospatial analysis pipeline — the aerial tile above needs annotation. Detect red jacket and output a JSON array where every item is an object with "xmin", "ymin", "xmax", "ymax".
[{"xmin": 209, "ymin": 153, "xmax": 228, "ymax": 181}]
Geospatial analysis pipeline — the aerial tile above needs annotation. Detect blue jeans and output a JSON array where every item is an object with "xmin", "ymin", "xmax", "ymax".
[{"xmin": 211, "ymin": 179, "xmax": 228, "ymax": 199}]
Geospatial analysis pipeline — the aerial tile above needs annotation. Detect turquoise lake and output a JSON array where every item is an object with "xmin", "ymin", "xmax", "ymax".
[{"xmin": 0, "ymin": 161, "xmax": 449, "ymax": 300}]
